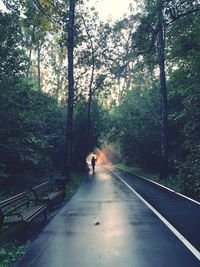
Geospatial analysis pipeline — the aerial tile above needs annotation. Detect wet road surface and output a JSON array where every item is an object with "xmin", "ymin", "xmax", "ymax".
[
  {"xmin": 114, "ymin": 168, "xmax": 200, "ymax": 252},
  {"xmin": 15, "ymin": 165, "xmax": 199, "ymax": 267}
]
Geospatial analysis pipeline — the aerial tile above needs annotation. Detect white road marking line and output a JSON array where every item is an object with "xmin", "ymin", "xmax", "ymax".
[
  {"xmin": 116, "ymin": 167, "xmax": 200, "ymax": 206},
  {"xmin": 112, "ymin": 170, "xmax": 200, "ymax": 261}
]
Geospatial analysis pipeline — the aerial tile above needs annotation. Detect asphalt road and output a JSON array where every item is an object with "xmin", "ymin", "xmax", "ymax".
[
  {"xmin": 15, "ymin": 165, "xmax": 200, "ymax": 267},
  {"xmin": 114, "ymin": 168, "xmax": 200, "ymax": 252}
]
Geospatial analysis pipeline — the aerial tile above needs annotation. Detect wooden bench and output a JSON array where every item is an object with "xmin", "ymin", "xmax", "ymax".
[
  {"xmin": 0, "ymin": 192, "xmax": 47, "ymax": 230},
  {"xmin": 32, "ymin": 181, "xmax": 65, "ymax": 209}
]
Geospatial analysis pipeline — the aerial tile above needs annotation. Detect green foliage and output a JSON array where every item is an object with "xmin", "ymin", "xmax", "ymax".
[
  {"xmin": 72, "ymin": 97, "xmax": 104, "ymax": 169},
  {"xmin": 0, "ymin": 241, "xmax": 30, "ymax": 267},
  {"xmin": 1, "ymin": 0, "xmax": 200, "ymax": 201},
  {"xmin": 0, "ymin": 11, "xmax": 66, "ymax": 191},
  {"xmin": 66, "ymin": 172, "xmax": 86, "ymax": 197},
  {"xmin": 109, "ymin": 82, "xmax": 161, "ymax": 169},
  {"xmin": 0, "ymin": 81, "xmax": 66, "ymax": 178},
  {"xmin": 104, "ymin": 2, "xmax": 200, "ymax": 198},
  {"xmin": 116, "ymin": 164, "xmax": 182, "ymax": 193},
  {"xmin": 166, "ymin": 11, "xmax": 200, "ymax": 198},
  {"xmin": 0, "ymin": 12, "xmax": 26, "ymax": 77},
  {"xmin": 178, "ymin": 89, "xmax": 200, "ymax": 199}
]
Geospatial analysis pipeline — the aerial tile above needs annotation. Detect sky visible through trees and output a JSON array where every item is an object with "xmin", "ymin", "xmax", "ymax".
[{"xmin": 86, "ymin": 0, "xmax": 134, "ymax": 21}]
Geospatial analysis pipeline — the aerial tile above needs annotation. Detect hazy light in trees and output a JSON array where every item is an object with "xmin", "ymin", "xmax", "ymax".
[
  {"xmin": 0, "ymin": 1, "xmax": 6, "ymax": 12},
  {"xmin": 86, "ymin": 0, "xmax": 134, "ymax": 21}
]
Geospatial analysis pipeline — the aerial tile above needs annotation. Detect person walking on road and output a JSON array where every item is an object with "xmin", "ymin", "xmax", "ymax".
[{"xmin": 91, "ymin": 156, "xmax": 96, "ymax": 174}]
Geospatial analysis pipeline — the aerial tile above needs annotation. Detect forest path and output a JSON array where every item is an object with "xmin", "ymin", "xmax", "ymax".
[{"xmin": 15, "ymin": 165, "xmax": 199, "ymax": 267}]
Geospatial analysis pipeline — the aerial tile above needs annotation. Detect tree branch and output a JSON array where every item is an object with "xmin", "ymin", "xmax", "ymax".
[
  {"xmin": 32, "ymin": 0, "xmax": 62, "ymax": 26},
  {"xmin": 165, "ymin": 6, "xmax": 200, "ymax": 26}
]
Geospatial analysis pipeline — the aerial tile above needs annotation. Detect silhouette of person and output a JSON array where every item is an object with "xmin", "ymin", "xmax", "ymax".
[{"xmin": 91, "ymin": 156, "xmax": 96, "ymax": 174}]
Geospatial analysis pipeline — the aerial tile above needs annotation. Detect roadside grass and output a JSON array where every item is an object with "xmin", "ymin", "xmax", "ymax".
[
  {"xmin": 116, "ymin": 163, "xmax": 182, "ymax": 193},
  {"xmin": 0, "ymin": 171, "xmax": 85, "ymax": 267},
  {"xmin": 0, "ymin": 195, "xmax": 7, "ymax": 201},
  {"xmin": 66, "ymin": 171, "xmax": 86, "ymax": 198},
  {"xmin": 0, "ymin": 239, "xmax": 30, "ymax": 267}
]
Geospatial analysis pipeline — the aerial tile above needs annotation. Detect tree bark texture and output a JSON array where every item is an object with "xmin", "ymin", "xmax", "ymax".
[
  {"xmin": 81, "ymin": 16, "xmax": 95, "ymax": 158},
  {"xmin": 64, "ymin": 0, "xmax": 75, "ymax": 178},
  {"xmin": 37, "ymin": 45, "xmax": 41, "ymax": 91},
  {"xmin": 86, "ymin": 41, "xmax": 95, "ymax": 157},
  {"xmin": 56, "ymin": 45, "xmax": 64, "ymax": 101},
  {"xmin": 157, "ymin": 13, "xmax": 168, "ymax": 180}
]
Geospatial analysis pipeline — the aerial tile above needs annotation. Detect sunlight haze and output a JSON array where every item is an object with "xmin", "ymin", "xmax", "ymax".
[
  {"xmin": 86, "ymin": 0, "xmax": 133, "ymax": 21},
  {"xmin": 0, "ymin": 1, "xmax": 6, "ymax": 12},
  {"xmin": 0, "ymin": 0, "xmax": 134, "ymax": 21}
]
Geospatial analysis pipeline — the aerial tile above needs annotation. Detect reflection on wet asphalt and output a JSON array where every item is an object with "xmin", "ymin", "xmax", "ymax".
[{"xmin": 15, "ymin": 165, "xmax": 199, "ymax": 267}]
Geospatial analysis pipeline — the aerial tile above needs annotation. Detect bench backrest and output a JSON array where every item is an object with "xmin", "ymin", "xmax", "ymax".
[
  {"xmin": 0, "ymin": 192, "xmax": 28, "ymax": 216},
  {"xmin": 32, "ymin": 181, "xmax": 53, "ymax": 197}
]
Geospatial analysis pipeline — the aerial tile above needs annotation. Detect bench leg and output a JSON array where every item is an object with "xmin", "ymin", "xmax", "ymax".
[
  {"xmin": 44, "ymin": 211, "xmax": 47, "ymax": 221},
  {"xmin": 0, "ymin": 216, "xmax": 4, "ymax": 233},
  {"xmin": 17, "ymin": 222, "xmax": 29, "ymax": 242},
  {"xmin": 48, "ymin": 201, "xmax": 53, "ymax": 211}
]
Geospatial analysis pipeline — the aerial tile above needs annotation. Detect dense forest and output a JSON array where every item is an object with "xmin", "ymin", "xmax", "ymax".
[{"xmin": 0, "ymin": 0, "xmax": 200, "ymax": 200}]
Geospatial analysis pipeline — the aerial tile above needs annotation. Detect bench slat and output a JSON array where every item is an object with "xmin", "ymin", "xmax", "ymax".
[
  {"xmin": 47, "ymin": 191, "xmax": 63, "ymax": 201},
  {"xmin": 32, "ymin": 182, "xmax": 52, "ymax": 196},
  {"xmin": 24, "ymin": 205, "xmax": 47, "ymax": 222},
  {"xmin": 32, "ymin": 181, "xmax": 65, "ymax": 207},
  {"xmin": 0, "ymin": 193, "xmax": 28, "ymax": 215},
  {"xmin": 0, "ymin": 192, "xmax": 47, "ymax": 229}
]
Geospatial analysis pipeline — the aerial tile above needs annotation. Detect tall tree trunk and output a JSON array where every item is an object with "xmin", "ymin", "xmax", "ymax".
[
  {"xmin": 26, "ymin": 27, "xmax": 35, "ymax": 78},
  {"xmin": 56, "ymin": 45, "xmax": 64, "ymax": 101},
  {"xmin": 64, "ymin": 0, "xmax": 75, "ymax": 179},
  {"xmin": 81, "ymin": 15, "xmax": 95, "ymax": 159},
  {"xmin": 86, "ymin": 44, "xmax": 95, "ymax": 157},
  {"xmin": 26, "ymin": 48, "xmax": 32, "ymax": 78},
  {"xmin": 37, "ymin": 45, "xmax": 41, "ymax": 92},
  {"xmin": 157, "ymin": 12, "xmax": 168, "ymax": 180}
]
